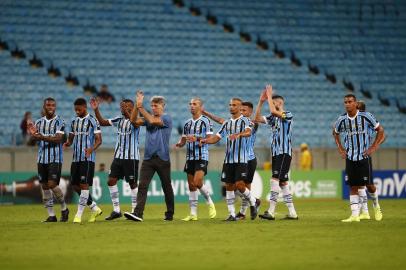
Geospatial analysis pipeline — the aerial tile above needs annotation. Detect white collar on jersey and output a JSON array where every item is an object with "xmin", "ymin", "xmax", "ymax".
[
  {"xmin": 42, "ymin": 115, "xmax": 58, "ymax": 121},
  {"xmin": 346, "ymin": 110, "xmax": 359, "ymax": 120},
  {"xmin": 230, "ymin": 114, "xmax": 243, "ymax": 121},
  {"xmin": 191, "ymin": 115, "xmax": 203, "ymax": 122},
  {"xmin": 78, "ymin": 113, "xmax": 90, "ymax": 119}
]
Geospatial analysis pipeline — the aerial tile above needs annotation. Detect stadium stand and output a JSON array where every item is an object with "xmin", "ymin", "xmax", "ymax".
[{"xmin": 0, "ymin": 0, "xmax": 405, "ymax": 147}]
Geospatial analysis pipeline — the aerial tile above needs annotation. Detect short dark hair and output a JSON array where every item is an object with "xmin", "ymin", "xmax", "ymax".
[
  {"xmin": 272, "ymin": 95, "xmax": 284, "ymax": 101},
  {"xmin": 44, "ymin": 97, "xmax": 56, "ymax": 104},
  {"xmin": 357, "ymin": 100, "xmax": 366, "ymax": 111},
  {"xmin": 231, "ymin": 97, "xmax": 243, "ymax": 103},
  {"xmin": 74, "ymin": 98, "xmax": 87, "ymax": 106},
  {"xmin": 242, "ymin": 101, "xmax": 253, "ymax": 109},
  {"xmin": 122, "ymin": 99, "xmax": 134, "ymax": 105},
  {"xmin": 344, "ymin": 94, "xmax": 357, "ymax": 101}
]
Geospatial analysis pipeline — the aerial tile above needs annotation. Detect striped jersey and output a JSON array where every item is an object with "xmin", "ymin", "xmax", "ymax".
[
  {"xmin": 216, "ymin": 115, "xmax": 252, "ymax": 164},
  {"xmin": 35, "ymin": 115, "xmax": 65, "ymax": 164},
  {"xmin": 334, "ymin": 111, "xmax": 379, "ymax": 161},
  {"xmin": 264, "ymin": 111, "xmax": 293, "ymax": 157},
  {"xmin": 109, "ymin": 116, "xmax": 140, "ymax": 160},
  {"xmin": 182, "ymin": 115, "xmax": 213, "ymax": 161},
  {"xmin": 69, "ymin": 114, "xmax": 101, "ymax": 162},
  {"xmin": 247, "ymin": 122, "xmax": 258, "ymax": 161}
]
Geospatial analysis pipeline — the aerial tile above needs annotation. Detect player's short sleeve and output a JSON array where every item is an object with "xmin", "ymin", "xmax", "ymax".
[
  {"xmin": 364, "ymin": 112, "xmax": 379, "ymax": 130},
  {"xmin": 242, "ymin": 117, "xmax": 252, "ymax": 130},
  {"xmin": 108, "ymin": 116, "xmax": 122, "ymax": 127},
  {"xmin": 161, "ymin": 114, "xmax": 172, "ymax": 129},
  {"xmin": 182, "ymin": 121, "xmax": 188, "ymax": 137},
  {"xmin": 69, "ymin": 119, "xmax": 75, "ymax": 134},
  {"xmin": 281, "ymin": 111, "xmax": 293, "ymax": 122},
  {"xmin": 204, "ymin": 117, "xmax": 214, "ymax": 135},
  {"xmin": 90, "ymin": 117, "xmax": 101, "ymax": 134},
  {"xmin": 334, "ymin": 117, "xmax": 344, "ymax": 134},
  {"xmin": 35, "ymin": 119, "xmax": 41, "ymax": 130},
  {"xmin": 216, "ymin": 121, "xmax": 228, "ymax": 138},
  {"xmin": 55, "ymin": 118, "xmax": 65, "ymax": 134}
]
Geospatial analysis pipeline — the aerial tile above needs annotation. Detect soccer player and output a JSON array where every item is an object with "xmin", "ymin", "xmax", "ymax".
[
  {"xmin": 203, "ymin": 102, "xmax": 261, "ymax": 220},
  {"xmin": 175, "ymin": 97, "xmax": 216, "ymax": 221},
  {"xmin": 255, "ymin": 85, "xmax": 298, "ymax": 220},
  {"xmin": 124, "ymin": 91, "xmax": 175, "ymax": 222},
  {"xmin": 200, "ymin": 98, "xmax": 258, "ymax": 221},
  {"xmin": 333, "ymin": 94, "xmax": 385, "ymax": 222},
  {"xmin": 64, "ymin": 98, "xmax": 103, "ymax": 224},
  {"xmin": 28, "ymin": 97, "xmax": 69, "ymax": 222},
  {"xmin": 350, "ymin": 100, "xmax": 384, "ymax": 221},
  {"xmin": 91, "ymin": 97, "xmax": 141, "ymax": 220}
]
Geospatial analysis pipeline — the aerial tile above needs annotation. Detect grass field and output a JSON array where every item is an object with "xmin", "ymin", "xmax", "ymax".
[{"xmin": 1, "ymin": 199, "xmax": 406, "ymax": 270}]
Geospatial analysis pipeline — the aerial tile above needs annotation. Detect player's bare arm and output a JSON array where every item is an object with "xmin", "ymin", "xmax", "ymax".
[
  {"xmin": 63, "ymin": 133, "xmax": 74, "ymax": 149},
  {"xmin": 175, "ymin": 136, "xmax": 187, "ymax": 148},
  {"xmin": 202, "ymin": 110, "xmax": 225, "ymax": 124},
  {"xmin": 91, "ymin": 97, "xmax": 111, "ymax": 126},
  {"xmin": 200, "ymin": 134, "xmax": 221, "ymax": 145},
  {"xmin": 129, "ymin": 91, "xmax": 145, "ymax": 127},
  {"xmin": 254, "ymin": 89, "xmax": 267, "ymax": 124},
  {"xmin": 265, "ymin": 84, "xmax": 285, "ymax": 119},
  {"xmin": 332, "ymin": 130, "xmax": 346, "ymax": 159},
  {"xmin": 364, "ymin": 125, "xmax": 385, "ymax": 156},
  {"xmin": 85, "ymin": 133, "xmax": 102, "ymax": 157},
  {"xmin": 31, "ymin": 132, "xmax": 64, "ymax": 144},
  {"xmin": 136, "ymin": 91, "xmax": 164, "ymax": 127}
]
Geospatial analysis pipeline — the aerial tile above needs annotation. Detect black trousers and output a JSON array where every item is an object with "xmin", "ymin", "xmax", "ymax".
[{"xmin": 134, "ymin": 156, "xmax": 174, "ymax": 217}]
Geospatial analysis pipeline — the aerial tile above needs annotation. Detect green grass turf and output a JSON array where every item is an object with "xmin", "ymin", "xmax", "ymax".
[{"xmin": 1, "ymin": 199, "xmax": 405, "ymax": 270}]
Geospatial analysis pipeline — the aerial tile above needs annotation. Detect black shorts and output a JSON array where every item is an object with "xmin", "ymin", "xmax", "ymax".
[
  {"xmin": 184, "ymin": 160, "xmax": 208, "ymax": 176},
  {"xmin": 245, "ymin": 158, "xmax": 257, "ymax": 184},
  {"xmin": 70, "ymin": 161, "xmax": 95, "ymax": 186},
  {"xmin": 109, "ymin": 158, "xmax": 139, "ymax": 184},
  {"xmin": 37, "ymin": 163, "xmax": 62, "ymax": 184},
  {"xmin": 221, "ymin": 163, "xmax": 248, "ymax": 184},
  {"xmin": 345, "ymin": 157, "xmax": 373, "ymax": 186},
  {"xmin": 272, "ymin": 154, "xmax": 292, "ymax": 182}
]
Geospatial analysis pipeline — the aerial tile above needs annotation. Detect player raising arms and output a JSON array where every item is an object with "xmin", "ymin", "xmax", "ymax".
[
  {"xmin": 64, "ymin": 98, "xmax": 103, "ymax": 224},
  {"xmin": 201, "ymin": 98, "xmax": 258, "ymax": 221},
  {"xmin": 176, "ymin": 97, "xmax": 216, "ymax": 221},
  {"xmin": 255, "ymin": 85, "xmax": 298, "ymax": 220},
  {"xmin": 333, "ymin": 95, "xmax": 384, "ymax": 222},
  {"xmin": 91, "ymin": 97, "xmax": 141, "ymax": 221},
  {"xmin": 28, "ymin": 97, "xmax": 69, "ymax": 222},
  {"xmin": 203, "ymin": 102, "xmax": 261, "ymax": 220}
]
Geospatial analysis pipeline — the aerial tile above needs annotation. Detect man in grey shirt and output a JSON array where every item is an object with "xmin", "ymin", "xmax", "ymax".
[{"xmin": 125, "ymin": 91, "xmax": 174, "ymax": 221}]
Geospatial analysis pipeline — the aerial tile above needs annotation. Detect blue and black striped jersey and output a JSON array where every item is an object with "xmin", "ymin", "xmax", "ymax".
[
  {"xmin": 69, "ymin": 114, "xmax": 101, "ymax": 162},
  {"xmin": 264, "ymin": 111, "xmax": 293, "ymax": 157},
  {"xmin": 216, "ymin": 115, "xmax": 252, "ymax": 164},
  {"xmin": 109, "ymin": 116, "xmax": 140, "ymax": 160},
  {"xmin": 182, "ymin": 115, "xmax": 213, "ymax": 161},
  {"xmin": 334, "ymin": 111, "xmax": 379, "ymax": 161},
  {"xmin": 35, "ymin": 115, "xmax": 65, "ymax": 164}
]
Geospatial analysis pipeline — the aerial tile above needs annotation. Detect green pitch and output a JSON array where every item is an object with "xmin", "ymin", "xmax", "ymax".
[{"xmin": 1, "ymin": 199, "xmax": 405, "ymax": 270}]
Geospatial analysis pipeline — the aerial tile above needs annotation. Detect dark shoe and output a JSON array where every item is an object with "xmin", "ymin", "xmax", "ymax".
[
  {"xmin": 224, "ymin": 215, "xmax": 237, "ymax": 222},
  {"xmin": 105, "ymin": 211, "xmax": 122, "ymax": 221},
  {"xmin": 60, "ymin": 208, "xmax": 69, "ymax": 222},
  {"xmin": 43, "ymin": 216, "xmax": 57, "ymax": 222},
  {"xmin": 250, "ymin": 205, "xmax": 258, "ymax": 220},
  {"xmin": 235, "ymin": 212, "xmax": 246, "ymax": 220},
  {"xmin": 124, "ymin": 212, "xmax": 143, "ymax": 222},
  {"xmin": 259, "ymin": 211, "xmax": 275, "ymax": 220},
  {"xmin": 255, "ymin": 198, "xmax": 261, "ymax": 212},
  {"xmin": 164, "ymin": 214, "xmax": 173, "ymax": 221},
  {"xmin": 282, "ymin": 214, "xmax": 299, "ymax": 220}
]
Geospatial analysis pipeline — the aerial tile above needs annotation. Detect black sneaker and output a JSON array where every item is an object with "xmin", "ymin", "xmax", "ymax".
[
  {"xmin": 105, "ymin": 211, "xmax": 122, "ymax": 221},
  {"xmin": 124, "ymin": 212, "xmax": 143, "ymax": 222},
  {"xmin": 250, "ymin": 205, "xmax": 258, "ymax": 220},
  {"xmin": 60, "ymin": 208, "xmax": 69, "ymax": 222},
  {"xmin": 43, "ymin": 216, "xmax": 57, "ymax": 222},
  {"xmin": 282, "ymin": 214, "xmax": 299, "ymax": 220},
  {"xmin": 164, "ymin": 214, "xmax": 173, "ymax": 221},
  {"xmin": 235, "ymin": 212, "xmax": 246, "ymax": 220},
  {"xmin": 224, "ymin": 215, "xmax": 237, "ymax": 222},
  {"xmin": 259, "ymin": 211, "xmax": 275, "ymax": 220},
  {"xmin": 255, "ymin": 198, "xmax": 261, "ymax": 212}
]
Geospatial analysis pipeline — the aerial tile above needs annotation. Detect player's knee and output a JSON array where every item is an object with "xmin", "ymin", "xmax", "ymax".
[
  {"xmin": 41, "ymin": 183, "xmax": 49, "ymax": 190},
  {"xmin": 129, "ymin": 182, "xmax": 137, "ymax": 189},
  {"xmin": 225, "ymin": 183, "xmax": 235, "ymax": 191},
  {"xmin": 279, "ymin": 181, "xmax": 288, "ymax": 187},
  {"xmin": 188, "ymin": 183, "xmax": 197, "ymax": 191},
  {"xmin": 235, "ymin": 182, "xmax": 246, "ymax": 192},
  {"xmin": 366, "ymin": 184, "xmax": 376, "ymax": 193},
  {"xmin": 107, "ymin": 177, "xmax": 117, "ymax": 186},
  {"xmin": 48, "ymin": 181, "xmax": 57, "ymax": 189}
]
